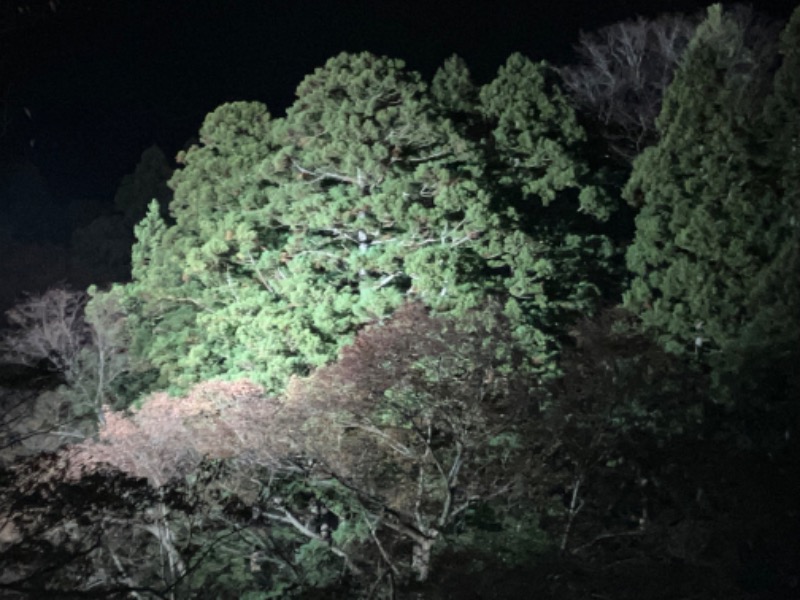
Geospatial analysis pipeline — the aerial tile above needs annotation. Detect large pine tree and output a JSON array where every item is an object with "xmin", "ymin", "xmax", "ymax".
[{"xmin": 111, "ymin": 52, "xmax": 617, "ymax": 394}]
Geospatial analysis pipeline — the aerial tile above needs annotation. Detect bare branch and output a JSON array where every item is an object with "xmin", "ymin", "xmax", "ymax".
[{"xmin": 559, "ymin": 13, "xmax": 698, "ymax": 161}]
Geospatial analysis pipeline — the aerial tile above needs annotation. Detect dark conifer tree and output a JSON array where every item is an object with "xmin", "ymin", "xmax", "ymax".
[{"xmin": 624, "ymin": 5, "xmax": 798, "ymax": 402}]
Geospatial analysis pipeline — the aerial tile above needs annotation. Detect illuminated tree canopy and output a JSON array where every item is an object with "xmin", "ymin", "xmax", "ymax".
[
  {"xmin": 117, "ymin": 51, "xmax": 618, "ymax": 393},
  {"xmin": 2, "ymin": 9, "xmax": 799, "ymax": 598}
]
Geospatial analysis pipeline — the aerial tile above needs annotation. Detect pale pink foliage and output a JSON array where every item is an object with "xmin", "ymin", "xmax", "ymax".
[{"xmin": 67, "ymin": 380, "xmax": 288, "ymax": 486}]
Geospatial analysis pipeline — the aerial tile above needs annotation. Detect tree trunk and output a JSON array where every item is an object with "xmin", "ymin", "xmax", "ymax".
[{"xmin": 411, "ymin": 538, "xmax": 435, "ymax": 582}]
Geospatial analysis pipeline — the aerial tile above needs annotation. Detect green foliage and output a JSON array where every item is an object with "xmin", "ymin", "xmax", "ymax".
[
  {"xmin": 116, "ymin": 51, "xmax": 617, "ymax": 395},
  {"xmin": 761, "ymin": 6, "xmax": 800, "ymax": 355},
  {"xmin": 431, "ymin": 54, "xmax": 479, "ymax": 114},
  {"xmin": 445, "ymin": 509, "xmax": 551, "ymax": 569},
  {"xmin": 622, "ymin": 5, "xmax": 799, "ymax": 397},
  {"xmin": 480, "ymin": 53, "xmax": 603, "ymax": 215},
  {"xmin": 181, "ymin": 541, "xmax": 265, "ymax": 599}
]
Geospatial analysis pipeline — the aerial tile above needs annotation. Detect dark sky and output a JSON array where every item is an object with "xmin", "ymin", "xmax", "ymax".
[{"xmin": 2, "ymin": 0, "xmax": 799, "ymax": 232}]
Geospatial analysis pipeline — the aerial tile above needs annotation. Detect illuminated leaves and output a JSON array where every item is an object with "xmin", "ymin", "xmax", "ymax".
[
  {"xmin": 68, "ymin": 380, "xmax": 284, "ymax": 486},
  {"xmin": 118, "ymin": 51, "xmax": 615, "ymax": 396}
]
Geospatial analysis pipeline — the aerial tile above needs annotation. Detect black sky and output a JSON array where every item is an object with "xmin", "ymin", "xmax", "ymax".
[{"xmin": 2, "ymin": 0, "xmax": 798, "ymax": 233}]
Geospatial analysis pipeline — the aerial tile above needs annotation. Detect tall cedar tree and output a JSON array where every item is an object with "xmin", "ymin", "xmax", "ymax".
[
  {"xmin": 111, "ymin": 52, "xmax": 617, "ymax": 394},
  {"xmin": 623, "ymin": 5, "xmax": 799, "ymax": 396}
]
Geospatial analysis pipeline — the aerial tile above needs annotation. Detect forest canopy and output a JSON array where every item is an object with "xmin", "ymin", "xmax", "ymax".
[{"xmin": 1, "ymin": 4, "xmax": 798, "ymax": 599}]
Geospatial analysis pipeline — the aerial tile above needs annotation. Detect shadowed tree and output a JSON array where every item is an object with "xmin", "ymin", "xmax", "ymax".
[
  {"xmin": 284, "ymin": 302, "xmax": 538, "ymax": 583},
  {"xmin": 622, "ymin": 4, "xmax": 798, "ymax": 412},
  {"xmin": 71, "ymin": 145, "xmax": 172, "ymax": 284}
]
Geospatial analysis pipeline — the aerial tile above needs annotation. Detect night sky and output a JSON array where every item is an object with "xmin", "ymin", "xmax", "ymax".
[{"xmin": 1, "ymin": 0, "xmax": 798, "ymax": 293}]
